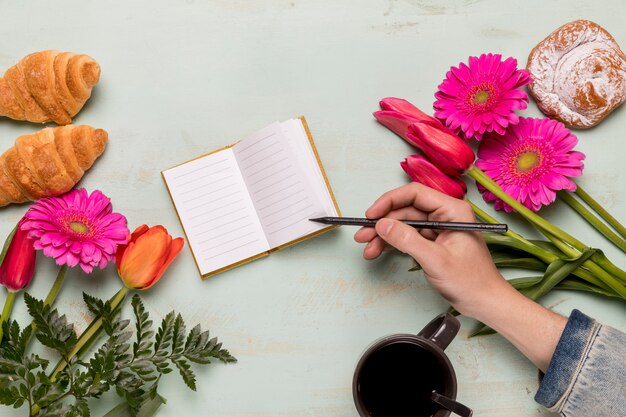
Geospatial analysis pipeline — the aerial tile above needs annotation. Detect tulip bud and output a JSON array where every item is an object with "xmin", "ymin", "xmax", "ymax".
[
  {"xmin": 116, "ymin": 225, "xmax": 184, "ymax": 290},
  {"xmin": 401, "ymin": 155, "xmax": 467, "ymax": 199},
  {"xmin": 374, "ymin": 98, "xmax": 444, "ymax": 142},
  {"xmin": 379, "ymin": 97, "xmax": 437, "ymax": 123},
  {"xmin": 407, "ymin": 122, "xmax": 475, "ymax": 176},
  {"xmin": 0, "ymin": 220, "xmax": 36, "ymax": 292}
]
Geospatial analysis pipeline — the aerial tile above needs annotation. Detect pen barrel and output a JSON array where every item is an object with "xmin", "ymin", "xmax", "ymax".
[
  {"xmin": 406, "ymin": 221, "xmax": 508, "ymax": 233},
  {"xmin": 310, "ymin": 217, "xmax": 508, "ymax": 233}
]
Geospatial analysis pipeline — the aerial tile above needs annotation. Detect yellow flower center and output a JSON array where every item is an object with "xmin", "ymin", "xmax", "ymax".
[
  {"xmin": 69, "ymin": 221, "xmax": 89, "ymax": 234},
  {"xmin": 473, "ymin": 90, "xmax": 490, "ymax": 104},
  {"xmin": 516, "ymin": 151, "xmax": 541, "ymax": 172}
]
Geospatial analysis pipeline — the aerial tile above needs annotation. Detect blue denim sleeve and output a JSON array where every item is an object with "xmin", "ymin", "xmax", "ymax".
[{"xmin": 535, "ymin": 309, "xmax": 626, "ymax": 416}]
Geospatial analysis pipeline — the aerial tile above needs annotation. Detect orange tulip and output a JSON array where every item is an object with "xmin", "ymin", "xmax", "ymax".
[{"xmin": 116, "ymin": 225, "xmax": 184, "ymax": 290}]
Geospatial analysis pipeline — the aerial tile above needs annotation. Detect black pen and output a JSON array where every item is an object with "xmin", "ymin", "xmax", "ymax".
[{"xmin": 310, "ymin": 216, "xmax": 507, "ymax": 233}]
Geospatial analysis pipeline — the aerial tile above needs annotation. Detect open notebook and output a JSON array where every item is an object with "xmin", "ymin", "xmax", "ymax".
[{"xmin": 162, "ymin": 117, "xmax": 340, "ymax": 278}]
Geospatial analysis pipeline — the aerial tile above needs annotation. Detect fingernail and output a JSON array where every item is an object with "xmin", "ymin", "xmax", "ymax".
[{"xmin": 377, "ymin": 218, "xmax": 393, "ymax": 237}]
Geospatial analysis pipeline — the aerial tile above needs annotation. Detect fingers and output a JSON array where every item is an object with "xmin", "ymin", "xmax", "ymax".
[
  {"xmin": 366, "ymin": 183, "xmax": 474, "ymax": 222},
  {"xmin": 363, "ymin": 236, "xmax": 387, "ymax": 259},
  {"xmin": 354, "ymin": 206, "xmax": 427, "ymax": 243},
  {"xmin": 375, "ymin": 218, "xmax": 440, "ymax": 262}
]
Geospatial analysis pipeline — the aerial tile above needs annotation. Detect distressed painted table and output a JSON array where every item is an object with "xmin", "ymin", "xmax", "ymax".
[{"xmin": 1, "ymin": 1, "xmax": 625, "ymax": 416}]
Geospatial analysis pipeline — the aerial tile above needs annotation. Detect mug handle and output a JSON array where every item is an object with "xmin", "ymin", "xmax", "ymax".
[{"xmin": 417, "ymin": 313, "xmax": 460, "ymax": 350}]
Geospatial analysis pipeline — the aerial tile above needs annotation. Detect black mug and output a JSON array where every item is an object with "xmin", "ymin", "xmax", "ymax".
[{"xmin": 353, "ymin": 313, "xmax": 466, "ymax": 417}]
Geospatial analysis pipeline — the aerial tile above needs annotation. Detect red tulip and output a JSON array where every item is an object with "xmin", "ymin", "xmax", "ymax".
[
  {"xmin": 401, "ymin": 155, "xmax": 467, "ymax": 199},
  {"xmin": 116, "ymin": 225, "xmax": 184, "ymax": 290},
  {"xmin": 379, "ymin": 97, "xmax": 437, "ymax": 123},
  {"xmin": 375, "ymin": 97, "xmax": 461, "ymax": 142},
  {"xmin": 0, "ymin": 220, "xmax": 36, "ymax": 292},
  {"xmin": 407, "ymin": 122, "xmax": 475, "ymax": 176}
]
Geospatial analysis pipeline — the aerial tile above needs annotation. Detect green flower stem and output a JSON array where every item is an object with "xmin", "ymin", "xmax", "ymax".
[
  {"xmin": 575, "ymin": 184, "xmax": 626, "ymax": 240},
  {"xmin": 74, "ymin": 289, "xmax": 129, "ymax": 360},
  {"xmin": 44, "ymin": 265, "xmax": 68, "ymax": 306},
  {"xmin": 23, "ymin": 265, "xmax": 70, "ymax": 348},
  {"xmin": 0, "ymin": 290, "xmax": 17, "ymax": 342},
  {"xmin": 470, "ymin": 202, "xmax": 556, "ymax": 263},
  {"xmin": 470, "ymin": 201, "xmax": 613, "ymax": 292},
  {"xmin": 49, "ymin": 286, "xmax": 130, "ymax": 383},
  {"xmin": 591, "ymin": 254, "xmax": 626, "ymax": 284},
  {"xmin": 559, "ymin": 190, "xmax": 626, "ymax": 253},
  {"xmin": 467, "ymin": 166, "xmax": 585, "ymax": 251},
  {"xmin": 467, "ymin": 166, "xmax": 626, "ymax": 292}
]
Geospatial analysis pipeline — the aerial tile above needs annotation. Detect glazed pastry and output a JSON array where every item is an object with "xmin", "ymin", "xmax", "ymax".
[
  {"xmin": 0, "ymin": 125, "xmax": 107, "ymax": 207},
  {"xmin": 0, "ymin": 51, "xmax": 100, "ymax": 125},
  {"xmin": 527, "ymin": 20, "xmax": 626, "ymax": 128}
]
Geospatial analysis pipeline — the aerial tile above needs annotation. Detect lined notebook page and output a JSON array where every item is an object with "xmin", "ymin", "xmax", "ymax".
[
  {"xmin": 233, "ymin": 122, "xmax": 330, "ymax": 248},
  {"xmin": 162, "ymin": 150, "xmax": 269, "ymax": 275},
  {"xmin": 281, "ymin": 119, "xmax": 339, "ymax": 218}
]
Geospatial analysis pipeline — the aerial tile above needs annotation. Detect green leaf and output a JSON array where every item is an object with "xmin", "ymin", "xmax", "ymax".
[
  {"xmin": 154, "ymin": 312, "xmax": 175, "ymax": 356},
  {"xmin": 529, "ymin": 239, "xmax": 567, "ymax": 257},
  {"xmin": 470, "ymin": 249, "xmax": 598, "ymax": 339},
  {"xmin": 24, "ymin": 294, "xmax": 77, "ymax": 356},
  {"xmin": 0, "ymin": 225, "xmax": 18, "ymax": 267},
  {"xmin": 173, "ymin": 358, "xmax": 196, "ymax": 391},
  {"xmin": 171, "ymin": 314, "xmax": 186, "ymax": 357},
  {"xmin": 408, "ymin": 262, "xmax": 422, "ymax": 271},
  {"xmin": 102, "ymin": 394, "xmax": 166, "ymax": 417},
  {"xmin": 556, "ymin": 278, "xmax": 621, "ymax": 298},
  {"xmin": 507, "ymin": 276, "xmax": 544, "ymax": 290},
  {"xmin": 521, "ymin": 248, "xmax": 597, "ymax": 301},
  {"xmin": 490, "ymin": 250, "xmax": 547, "ymax": 271},
  {"xmin": 83, "ymin": 293, "xmax": 109, "ymax": 318},
  {"xmin": 469, "ymin": 323, "xmax": 496, "ymax": 337},
  {"xmin": 131, "ymin": 296, "xmax": 154, "ymax": 360}
]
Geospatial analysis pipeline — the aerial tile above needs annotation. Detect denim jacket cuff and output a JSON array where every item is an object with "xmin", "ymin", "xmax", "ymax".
[{"xmin": 534, "ymin": 309, "xmax": 600, "ymax": 409}]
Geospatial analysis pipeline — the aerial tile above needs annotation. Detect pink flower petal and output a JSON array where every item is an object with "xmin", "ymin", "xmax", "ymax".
[{"xmin": 22, "ymin": 189, "xmax": 130, "ymax": 274}]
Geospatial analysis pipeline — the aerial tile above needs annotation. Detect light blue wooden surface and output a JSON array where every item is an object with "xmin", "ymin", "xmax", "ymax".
[{"xmin": 1, "ymin": 1, "xmax": 625, "ymax": 416}]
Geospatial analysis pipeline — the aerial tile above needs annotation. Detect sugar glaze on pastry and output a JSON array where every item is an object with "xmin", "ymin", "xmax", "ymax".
[{"xmin": 527, "ymin": 20, "xmax": 626, "ymax": 128}]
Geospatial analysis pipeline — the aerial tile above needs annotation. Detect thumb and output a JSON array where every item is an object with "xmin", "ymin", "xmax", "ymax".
[{"xmin": 375, "ymin": 218, "xmax": 437, "ymax": 262}]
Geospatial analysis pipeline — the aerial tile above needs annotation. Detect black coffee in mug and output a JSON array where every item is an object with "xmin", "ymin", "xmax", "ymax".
[
  {"xmin": 357, "ymin": 341, "xmax": 446, "ymax": 416},
  {"xmin": 353, "ymin": 314, "xmax": 470, "ymax": 417}
]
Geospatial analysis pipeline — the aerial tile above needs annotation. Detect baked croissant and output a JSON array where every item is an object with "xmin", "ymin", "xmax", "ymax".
[
  {"xmin": 0, "ymin": 125, "xmax": 108, "ymax": 207},
  {"xmin": 0, "ymin": 51, "xmax": 100, "ymax": 125}
]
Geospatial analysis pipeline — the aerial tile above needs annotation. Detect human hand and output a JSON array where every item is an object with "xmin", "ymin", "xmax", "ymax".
[
  {"xmin": 354, "ymin": 183, "xmax": 568, "ymax": 371},
  {"xmin": 353, "ymin": 183, "xmax": 510, "ymax": 318}
]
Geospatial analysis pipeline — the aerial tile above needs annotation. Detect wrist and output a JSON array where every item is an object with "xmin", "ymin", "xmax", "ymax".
[
  {"xmin": 458, "ymin": 278, "xmax": 567, "ymax": 371},
  {"xmin": 452, "ymin": 273, "xmax": 518, "ymax": 321}
]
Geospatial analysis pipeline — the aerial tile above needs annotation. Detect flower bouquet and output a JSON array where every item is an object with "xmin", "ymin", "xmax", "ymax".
[
  {"xmin": 0, "ymin": 189, "xmax": 235, "ymax": 417},
  {"xmin": 374, "ymin": 53, "xmax": 626, "ymax": 335}
]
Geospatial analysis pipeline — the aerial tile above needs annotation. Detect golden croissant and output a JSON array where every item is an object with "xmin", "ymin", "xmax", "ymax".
[
  {"xmin": 0, "ymin": 125, "xmax": 108, "ymax": 207},
  {"xmin": 0, "ymin": 51, "xmax": 100, "ymax": 125}
]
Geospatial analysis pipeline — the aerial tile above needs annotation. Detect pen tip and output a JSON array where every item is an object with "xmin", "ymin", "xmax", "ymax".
[{"xmin": 309, "ymin": 217, "xmax": 327, "ymax": 223}]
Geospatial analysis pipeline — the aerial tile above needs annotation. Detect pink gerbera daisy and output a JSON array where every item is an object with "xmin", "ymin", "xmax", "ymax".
[
  {"xmin": 476, "ymin": 117, "xmax": 585, "ymax": 212},
  {"xmin": 434, "ymin": 53, "xmax": 533, "ymax": 140},
  {"xmin": 21, "ymin": 189, "xmax": 130, "ymax": 273}
]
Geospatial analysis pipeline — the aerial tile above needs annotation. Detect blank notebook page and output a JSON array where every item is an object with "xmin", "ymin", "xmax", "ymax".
[
  {"xmin": 162, "ymin": 150, "xmax": 269, "ymax": 275},
  {"xmin": 233, "ymin": 120, "xmax": 337, "ymax": 248}
]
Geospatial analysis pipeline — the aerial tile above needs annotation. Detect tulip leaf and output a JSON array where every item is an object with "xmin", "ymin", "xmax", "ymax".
[
  {"xmin": 556, "ymin": 278, "xmax": 621, "ymax": 299},
  {"xmin": 0, "ymin": 224, "xmax": 18, "ymax": 267},
  {"xmin": 506, "ymin": 276, "xmax": 544, "ymax": 289},
  {"xmin": 521, "ymin": 248, "xmax": 596, "ymax": 301},
  {"xmin": 483, "ymin": 232, "xmax": 543, "ymax": 254},
  {"xmin": 490, "ymin": 250, "xmax": 547, "ymax": 271},
  {"xmin": 408, "ymin": 262, "xmax": 422, "ymax": 271},
  {"xmin": 529, "ymin": 239, "xmax": 567, "ymax": 257},
  {"xmin": 469, "ymin": 248, "xmax": 597, "ymax": 338}
]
